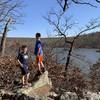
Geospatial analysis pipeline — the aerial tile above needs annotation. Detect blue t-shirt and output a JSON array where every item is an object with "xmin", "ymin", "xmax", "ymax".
[
  {"xmin": 34, "ymin": 40, "xmax": 43, "ymax": 56},
  {"xmin": 17, "ymin": 52, "xmax": 29, "ymax": 65}
]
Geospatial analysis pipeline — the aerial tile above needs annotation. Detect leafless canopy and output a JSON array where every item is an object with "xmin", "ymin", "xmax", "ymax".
[
  {"xmin": 0, "ymin": 0, "xmax": 24, "ymax": 56},
  {"xmin": 44, "ymin": 10, "xmax": 100, "ymax": 70},
  {"xmin": 57, "ymin": 0, "xmax": 100, "ymax": 11},
  {"xmin": 0, "ymin": 0, "xmax": 24, "ymax": 31}
]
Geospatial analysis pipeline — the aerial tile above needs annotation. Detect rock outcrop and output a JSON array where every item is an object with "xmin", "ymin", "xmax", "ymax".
[
  {"xmin": 0, "ymin": 90, "xmax": 35, "ymax": 100},
  {"xmin": 0, "ymin": 71, "xmax": 54, "ymax": 100},
  {"xmin": 18, "ymin": 71, "xmax": 52, "ymax": 95},
  {"xmin": 60, "ymin": 91, "xmax": 100, "ymax": 100}
]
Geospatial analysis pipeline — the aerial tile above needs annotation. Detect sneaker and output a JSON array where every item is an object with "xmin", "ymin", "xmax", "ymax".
[{"xmin": 22, "ymin": 84, "xmax": 28, "ymax": 88}]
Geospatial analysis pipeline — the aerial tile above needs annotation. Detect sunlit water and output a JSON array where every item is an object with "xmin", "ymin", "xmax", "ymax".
[{"xmin": 54, "ymin": 48, "xmax": 100, "ymax": 74}]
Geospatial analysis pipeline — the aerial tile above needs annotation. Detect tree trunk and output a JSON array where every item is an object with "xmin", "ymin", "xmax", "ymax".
[
  {"xmin": 0, "ymin": 31, "xmax": 7, "ymax": 56},
  {"xmin": 0, "ymin": 18, "xmax": 11, "ymax": 56},
  {"xmin": 65, "ymin": 39, "xmax": 75, "ymax": 71}
]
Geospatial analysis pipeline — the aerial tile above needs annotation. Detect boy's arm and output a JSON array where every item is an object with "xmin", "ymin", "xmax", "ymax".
[
  {"xmin": 17, "ymin": 59, "xmax": 23, "ymax": 67},
  {"xmin": 37, "ymin": 43, "xmax": 41, "ymax": 56},
  {"xmin": 38, "ymin": 48, "xmax": 40, "ymax": 56}
]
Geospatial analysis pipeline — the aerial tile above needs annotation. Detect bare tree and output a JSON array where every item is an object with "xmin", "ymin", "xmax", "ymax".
[
  {"xmin": 44, "ymin": 11, "xmax": 100, "ymax": 71},
  {"xmin": 0, "ymin": 0, "xmax": 24, "ymax": 56},
  {"xmin": 43, "ymin": 0, "xmax": 100, "ymax": 97},
  {"xmin": 0, "ymin": 18, "xmax": 12, "ymax": 56},
  {"xmin": 0, "ymin": 0, "xmax": 23, "ymax": 23}
]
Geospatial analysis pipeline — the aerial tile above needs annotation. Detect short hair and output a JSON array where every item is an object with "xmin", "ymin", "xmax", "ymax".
[
  {"xmin": 36, "ymin": 33, "xmax": 41, "ymax": 37},
  {"xmin": 21, "ymin": 45, "xmax": 27, "ymax": 49}
]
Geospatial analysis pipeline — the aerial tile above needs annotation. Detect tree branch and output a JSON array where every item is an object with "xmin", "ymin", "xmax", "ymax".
[
  {"xmin": 96, "ymin": 0, "xmax": 100, "ymax": 3},
  {"xmin": 56, "ymin": 0, "xmax": 100, "ymax": 12},
  {"xmin": 72, "ymin": 0, "xmax": 97, "ymax": 8}
]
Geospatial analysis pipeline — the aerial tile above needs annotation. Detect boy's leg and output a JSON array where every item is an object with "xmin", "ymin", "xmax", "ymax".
[
  {"xmin": 40, "ymin": 61, "xmax": 44, "ymax": 68},
  {"xmin": 40, "ymin": 62, "xmax": 46, "ymax": 72},
  {"xmin": 20, "ymin": 67, "xmax": 26, "ymax": 85},
  {"xmin": 26, "ymin": 73, "xmax": 31, "ymax": 86},
  {"xmin": 39, "ymin": 56, "xmax": 45, "ymax": 72},
  {"xmin": 39, "ymin": 56, "xmax": 44, "ymax": 68},
  {"xmin": 26, "ymin": 73, "xmax": 30, "ymax": 84},
  {"xmin": 22, "ymin": 75, "xmax": 25, "ymax": 85},
  {"xmin": 36, "ymin": 56, "xmax": 42, "ymax": 74},
  {"xmin": 38, "ymin": 62, "xmax": 42, "ymax": 74}
]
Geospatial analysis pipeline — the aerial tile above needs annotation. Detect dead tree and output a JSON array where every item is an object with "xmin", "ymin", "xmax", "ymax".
[
  {"xmin": 0, "ymin": 0, "xmax": 24, "ymax": 56},
  {"xmin": 0, "ymin": 18, "xmax": 12, "ymax": 56},
  {"xmin": 44, "ymin": 0, "xmax": 100, "ymax": 97},
  {"xmin": 44, "ymin": 12, "xmax": 100, "ymax": 71},
  {"xmin": 65, "ymin": 21, "xmax": 100, "ymax": 70},
  {"xmin": 44, "ymin": 0, "xmax": 100, "ymax": 71}
]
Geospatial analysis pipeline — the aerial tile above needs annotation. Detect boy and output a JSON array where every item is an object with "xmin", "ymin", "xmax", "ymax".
[
  {"xmin": 34, "ymin": 33, "xmax": 45, "ymax": 74},
  {"xmin": 17, "ymin": 45, "xmax": 30, "ymax": 87}
]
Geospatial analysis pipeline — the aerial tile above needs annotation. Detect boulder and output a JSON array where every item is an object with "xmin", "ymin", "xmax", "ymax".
[
  {"xmin": 83, "ymin": 91, "xmax": 100, "ymax": 100},
  {"xmin": 60, "ymin": 92, "xmax": 78, "ymax": 100},
  {"xmin": 18, "ymin": 71, "xmax": 52, "ymax": 99}
]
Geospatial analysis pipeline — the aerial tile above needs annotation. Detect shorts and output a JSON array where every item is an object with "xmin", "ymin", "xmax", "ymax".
[
  {"xmin": 36, "ymin": 55, "xmax": 43, "ymax": 64},
  {"xmin": 20, "ymin": 65, "xmax": 29, "ymax": 75}
]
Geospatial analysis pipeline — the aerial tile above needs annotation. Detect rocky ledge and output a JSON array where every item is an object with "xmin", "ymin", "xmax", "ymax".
[{"xmin": 0, "ymin": 71, "xmax": 100, "ymax": 100}]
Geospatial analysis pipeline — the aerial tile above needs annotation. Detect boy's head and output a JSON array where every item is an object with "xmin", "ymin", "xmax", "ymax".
[
  {"xmin": 21, "ymin": 45, "xmax": 28, "ymax": 53},
  {"xmin": 36, "ymin": 33, "xmax": 41, "ymax": 40}
]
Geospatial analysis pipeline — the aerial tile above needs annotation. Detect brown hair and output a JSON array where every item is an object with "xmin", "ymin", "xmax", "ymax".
[
  {"xmin": 36, "ymin": 33, "xmax": 41, "ymax": 38},
  {"xmin": 21, "ymin": 45, "xmax": 27, "ymax": 49}
]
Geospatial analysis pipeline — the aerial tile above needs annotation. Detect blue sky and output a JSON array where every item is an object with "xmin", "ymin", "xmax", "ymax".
[{"xmin": 8, "ymin": 0, "xmax": 100, "ymax": 37}]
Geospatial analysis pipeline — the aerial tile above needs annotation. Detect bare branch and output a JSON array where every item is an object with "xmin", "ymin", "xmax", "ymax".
[
  {"xmin": 72, "ymin": 0, "xmax": 97, "ymax": 8},
  {"xmin": 57, "ymin": 0, "xmax": 69, "ymax": 11},
  {"xmin": 56, "ymin": 0, "xmax": 100, "ymax": 12},
  {"xmin": 44, "ymin": 12, "xmax": 75, "ymax": 41},
  {"xmin": 0, "ymin": 0, "xmax": 24, "ymax": 23},
  {"xmin": 0, "ymin": 0, "xmax": 24, "ymax": 56},
  {"xmin": 96, "ymin": 0, "xmax": 100, "ymax": 3},
  {"xmin": 0, "ymin": 3, "xmax": 20, "ymax": 22},
  {"xmin": 0, "ymin": 0, "xmax": 12, "ymax": 5},
  {"xmin": 74, "ymin": 19, "xmax": 100, "ymax": 40}
]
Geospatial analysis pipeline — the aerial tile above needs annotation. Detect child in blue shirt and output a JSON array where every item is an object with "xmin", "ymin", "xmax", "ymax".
[
  {"xmin": 17, "ymin": 45, "xmax": 30, "ymax": 87},
  {"xmin": 34, "ymin": 33, "xmax": 45, "ymax": 74}
]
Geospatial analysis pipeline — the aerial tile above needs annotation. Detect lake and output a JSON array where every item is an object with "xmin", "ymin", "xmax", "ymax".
[{"xmin": 54, "ymin": 48, "xmax": 100, "ymax": 74}]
